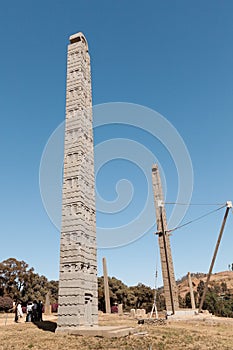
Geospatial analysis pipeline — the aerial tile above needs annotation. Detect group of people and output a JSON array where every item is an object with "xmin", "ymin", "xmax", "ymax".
[
  {"xmin": 26, "ymin": 300, "xmax": 43, "ymax": 322},
  {"xmin": 14, "ymin": 300, "xmax": 43, "ymax": 323}
]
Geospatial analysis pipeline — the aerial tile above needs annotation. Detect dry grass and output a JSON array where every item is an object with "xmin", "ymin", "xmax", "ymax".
[{"xmin": 0, "ymin": 313, "xmax": 233, "ymax": 350}]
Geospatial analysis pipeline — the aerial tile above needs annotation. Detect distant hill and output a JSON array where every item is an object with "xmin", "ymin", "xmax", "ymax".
[{"xmin": 177, "ymin": 271, "xmax": 233, "ymax": 298}]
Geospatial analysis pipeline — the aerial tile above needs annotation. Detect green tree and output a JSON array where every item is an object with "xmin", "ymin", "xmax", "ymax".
[
  {"xmin": 97, "ymin": 276, "xmax": 105, "ymax": 311},
  {"xmin": 22, "ymin": 272, "xmax": 49, "ymax": 303},
  {"xmin": 129, "ymin": 283, "xmax": 154, "ymax": 312},
  {"xmin": 197, "ymin": 280, "xmax": 205, "ymax": 306},
  {"xmin": 47, "ymin": 280, "xmax": 59, "ymax": 304},
  {"xmin": 0, "ymin": 258, "xmax": 58, "ymax": 304},
  {"xmin": 178, "ymin": 294, "xmax": 186, "ymax": 308},
  {"xmin": 0, "ymin": 296, "xmax": 13, "ymax": 311},
  {"xmin": 98, "ymin": 277, "xmax": 154, "ymax": 312},
  {"xmin": 184, "ymin": 291, "xmax": 198, "ymax": 308},
  {"xmin": 221, "ymin": 282, "xmax": 227, "ymax": 293},
  {"xmin": 156, "ymin": 291, "xmax": 166, "ymax": 311},
  {"xmin": 0, "ymin": 258, "xmax": 34, "ymax": 300},
  {"xmin": 203, "ymin": 289, "xmax": 218, "ymax": 314}
]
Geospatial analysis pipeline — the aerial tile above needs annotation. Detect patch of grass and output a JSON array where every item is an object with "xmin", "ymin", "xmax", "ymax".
[
  {"xmin": 184, "ymin": 334, "xmax": 193, "ymax": 343},
  {"xmin": 1, "ymin": 315, "xmax": 233, "ymax": 350},
  {"xmin": 157, "ymin": 342, "xmax": 165, "ymax": 350}
]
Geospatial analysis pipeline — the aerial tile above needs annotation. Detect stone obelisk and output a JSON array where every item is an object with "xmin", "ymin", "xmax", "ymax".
[
  {"xmin": 57, "ymin": 32, "xmax": 98, "ymax": 331},
  {"xmin": 187, "ymin": 272, "xmax": 196, "ymax": 310},
  {"xmin": 102, "ymin": 257, "xmax": 111, "ymax": 314},
  {"xmin": 152, "ymin": 164, "xmax": 179, "ymax": 314}
]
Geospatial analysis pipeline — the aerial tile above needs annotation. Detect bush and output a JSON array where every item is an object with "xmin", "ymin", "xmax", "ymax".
[
  {"xmin": 22, "ymin": 306, "xmax": 27, "ymax": 313},
  {"xmin": 0, "ymin": 296, "xmax": 13, "ymax": 311},
  {"xmin": 51, "ymin": 303, "xmax": 58, "ymax": 313},
  {"xmin": 111, "ymin": 305, "xmax": 118, "ymax": 313}
]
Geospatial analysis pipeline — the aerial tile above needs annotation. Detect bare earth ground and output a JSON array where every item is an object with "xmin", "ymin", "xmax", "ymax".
[{"xmin": 1, "ymin": 313, "xmax": 233, "ymax": 350}]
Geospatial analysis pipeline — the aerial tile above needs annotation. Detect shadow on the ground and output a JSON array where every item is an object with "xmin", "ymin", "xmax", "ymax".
[{"xmin": 33, "ymin": 321, "xmax": 57, "ymax": 333}]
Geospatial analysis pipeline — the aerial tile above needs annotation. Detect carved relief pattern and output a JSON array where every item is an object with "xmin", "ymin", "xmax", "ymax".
[{"xmin": 57, "ymin": 33, "xmax": 98, "ymax": 331}]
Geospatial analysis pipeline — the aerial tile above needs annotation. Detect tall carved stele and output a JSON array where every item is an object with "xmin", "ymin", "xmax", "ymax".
[
  {"xmin": 57, "ymin": 32, "xmax": 98, "ymax": 331},
  {"xmin": 152, "ymin": 164, "xmax": 179, "ymax": 314}
]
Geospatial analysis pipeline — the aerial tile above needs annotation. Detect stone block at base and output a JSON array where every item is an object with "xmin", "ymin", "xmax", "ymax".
[
  {"xmin": 168, "ymin": 310, "xmax": 198, "ymax": 318},
  {"xmin": 167, "ymin": 309, "xmax": 213, "ymax": 321},
  {"xmin": 56, "ymin": 326, "xmax": 137, "ymax": 338}
]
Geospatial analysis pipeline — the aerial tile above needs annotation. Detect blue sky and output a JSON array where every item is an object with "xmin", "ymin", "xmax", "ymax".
[{"xmin": 1, "ymin": 1, "xmax": 233, "ymax": 287}]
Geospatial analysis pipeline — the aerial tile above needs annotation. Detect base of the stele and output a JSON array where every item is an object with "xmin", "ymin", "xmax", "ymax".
[
  {"xmin": 56, "ymin": 325, "xmax": 137, "ymax": 338},
  {"xmin": 167, "ymin": 309, "xmax": 213, "ymax": 320}
]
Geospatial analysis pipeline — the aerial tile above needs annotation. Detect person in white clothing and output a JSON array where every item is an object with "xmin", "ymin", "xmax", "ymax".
[
  {"xmin": 17, "ymin": 303, "xmax": 23, "ymax": 318},
  {"xmin": 26, "ymin": 301, "xmax": 33, "ymax": 322}
]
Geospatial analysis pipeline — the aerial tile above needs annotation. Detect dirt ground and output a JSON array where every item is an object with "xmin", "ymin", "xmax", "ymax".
[{"xmin": 0, "ymin": 313, "xmax": 233, "ymax": 350}]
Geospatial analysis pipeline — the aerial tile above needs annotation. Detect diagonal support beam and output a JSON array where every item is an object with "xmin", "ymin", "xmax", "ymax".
[{"xmin": 198, "ymin": 201, "xmax": 232, "ymax": 313}]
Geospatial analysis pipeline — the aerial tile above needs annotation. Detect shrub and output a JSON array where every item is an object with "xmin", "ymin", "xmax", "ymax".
[
  {"xmin": 51, "ymin": 303, "xmax": 58, "ymax": 313},
  {"xmin": 111, "ymin": 305, "xmax": 118, "ymax": 313},
  {"xmin": 22, "ymin": 306, "xmax": 27, "ymax": 313},
  {"xmin": 0, "ymin": 296, "xmax": 13, "ymax": 311}
]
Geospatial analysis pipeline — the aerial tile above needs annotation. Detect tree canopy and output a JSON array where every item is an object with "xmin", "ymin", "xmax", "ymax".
[
  {"xmin": 1, "ymin": 258, "xmax": 233, "ymax": 318},
  {"xmin": 0, "ymin": 258, "xmax": 58, "ymax": 305},
  {"xmin": 98, "ymin": 276, "xmax": 155, "ymax": 313}
]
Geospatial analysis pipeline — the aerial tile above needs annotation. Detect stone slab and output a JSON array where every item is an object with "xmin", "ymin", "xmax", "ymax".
[
  {"xmin": 59, "ymin": 325, "xmax": 138, "ymax": 338},
  {"xmin": 168, "ymin": 309, "xmax": 198, "ymax": 318},
  {"xmin": 167, "ymin": 309, "xmax": 214, "ymax": 321}
]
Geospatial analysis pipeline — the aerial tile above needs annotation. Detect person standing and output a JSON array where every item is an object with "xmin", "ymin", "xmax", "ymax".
[
  {"xmin": 17, "ymin": 302, "xmax": 23, "ymax": 321},
  {"xmin": 14, "ymin": 301, "xmax": 18, "ymax": 323},
  {"xmin": 26, "ymin": 301, "xmax": 33, "ymax": 322},
  {"xmin": 38, "ymin": 301, "xmax": 43, "ymax": 322},
  {"xmin": 32, "ymin": 300, "xmax": 38, "ymax": 321}
]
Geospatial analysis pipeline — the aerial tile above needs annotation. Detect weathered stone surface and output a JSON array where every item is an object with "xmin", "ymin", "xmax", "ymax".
[
  {"xmin": 130, "ymin": 309, "xmax": 136, "ymax": 317},
  {"xmin": 61, "ymin": 326, "xmax": 138, "ymax": 338},
  {"xmin": 44, "ymin": 293, "xmax": 51, "ymax": 315},
  {"xmin": 57, "ymin": 32, "xmax": 98, "ymax": 331},
  {"xmin": 188, "ymin": 272, "xmax": 196, "ymax": 310},
  {"xmin": 152, "ymin": 164, "xmax": 179, "ymax": 313},
  {"xmin": 135, "ymin": 309, "xmax": 146, "ymax": 317},
  {"xmin": 102, "ymin": 257, "xmax": 111, "ymax": 314},
  {"xmin": 118, "ymin": 304, "xmax": 123, "ymax": 315}
]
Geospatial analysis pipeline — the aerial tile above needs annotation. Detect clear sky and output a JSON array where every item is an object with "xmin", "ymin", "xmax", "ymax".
[{"xmin": 1, "ymin": 1, "xmax": 233, "ymax": 288}]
